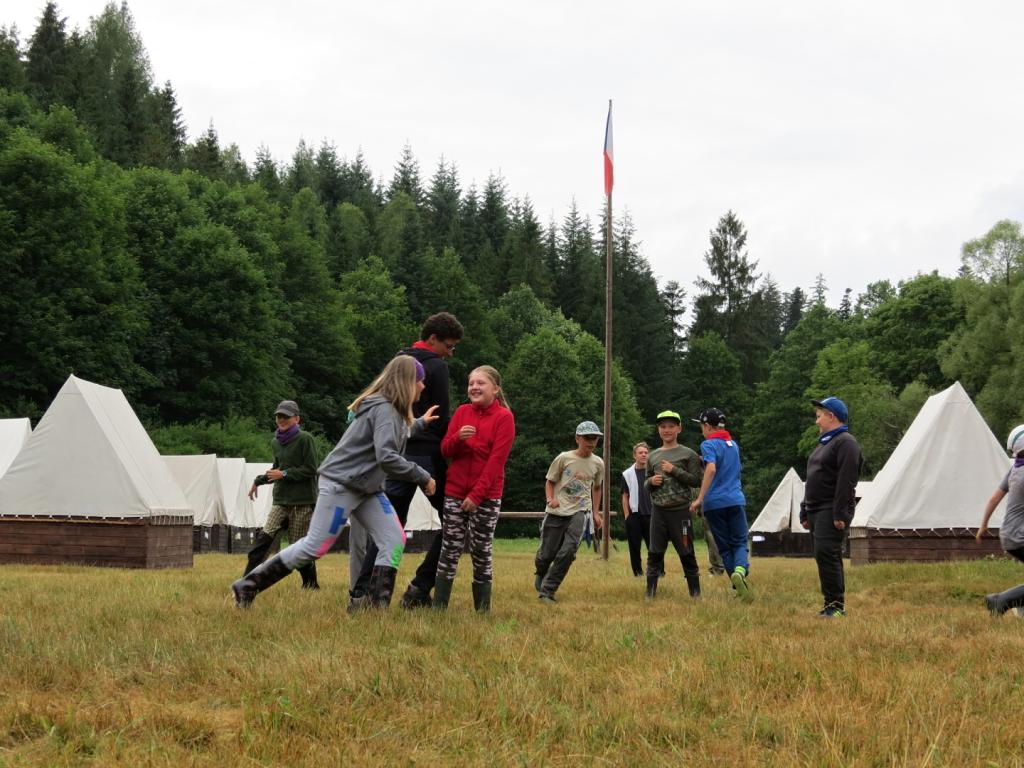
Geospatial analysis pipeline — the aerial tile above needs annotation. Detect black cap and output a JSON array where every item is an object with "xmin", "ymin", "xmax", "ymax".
[{"xmin": 692, "ymin": 407, "xmax": 726, "ymax": 427}]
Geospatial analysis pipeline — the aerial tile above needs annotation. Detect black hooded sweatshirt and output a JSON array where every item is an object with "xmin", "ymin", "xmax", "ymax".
[{"xmin": 400, "ymin": 345, "xmax": 450, "ymax": 456}]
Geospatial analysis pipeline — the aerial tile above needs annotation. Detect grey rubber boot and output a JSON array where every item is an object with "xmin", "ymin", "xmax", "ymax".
[
  {"xmin": 231, "ymin": 554, "xmax": 292, "ymax": 608},
  {"xmin": 986, "ymin": 584, "xmax": 1024, "ymax": 615},
  {"xmin": 368, "ymin": 566, "xmax": 398, "ymax": 609},
  {"xmin": 472, "ymin": 581, "xmax": 492, "ymax": 613},
  {"xmin": 432, "ymin": 577, "xmax": 455, "ymax": 610}
]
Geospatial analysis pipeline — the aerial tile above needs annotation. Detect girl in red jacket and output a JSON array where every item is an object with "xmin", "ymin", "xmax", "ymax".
[{"xmin": 432, "ymin": 365, "xmax": 515, "ymax": 612}]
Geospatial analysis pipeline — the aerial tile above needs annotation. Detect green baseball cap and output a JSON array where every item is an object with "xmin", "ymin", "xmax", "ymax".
[{"xmin": 656, "ymin": 410, "xmax": 681, "ymax": 424}]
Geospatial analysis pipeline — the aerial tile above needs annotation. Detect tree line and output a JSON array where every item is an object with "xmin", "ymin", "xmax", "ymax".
[{"xmin": 2, "ymin": 2, "xmax": 1022, "ymax": 515}]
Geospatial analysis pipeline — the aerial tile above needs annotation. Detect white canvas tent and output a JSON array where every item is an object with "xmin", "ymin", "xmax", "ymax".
[
  {"xmin": 750, "ymin": 468, "xmax": 805, "ymax": 534},
  {"xmin": 404, "ymin": 488, "xmax": 441, "ymax": 553},
  {"xmin": 406, "ymin": 488, "xmax": 441, "ymax": 531},
  {"xmin": 849, "ymin": 381, "xmax": 1010, "ymax": 564},
  {"xmin": 217, "ymin": 458, "xmax": 256, "ymax": 530},
  {"xmin": 0, "ymin": 375, "xmax": 190, "ymax": 520},
  {"xmin": 245, "ymin": 462, "xmax": 273, "ymax": 529},
  {"xmin": 0, "ymin": 418, "xmax": 31, "ymax": 479},
  {"xmin": 164, "ymin": 455, "xmax": 225, "ymax": 527},
  {"xmin": 851, "ymin": 382, "xmax": 1009, "ymax": 531},
  {"xmin": 0, "ymin": 376, "xmax": 193, "ymax": 568}
]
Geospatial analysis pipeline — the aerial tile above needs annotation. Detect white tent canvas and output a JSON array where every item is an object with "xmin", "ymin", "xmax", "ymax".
[
  {"xmin": 164, "ymin": 455, "xmax": 225, "ymax": 527},
  {"xmin": 245, "ymin": 462, "xmax": 273, "ymax": 528},
  {"xmin": 217, "ymin": 458, "xmax": 257, "ymax": 528},
  {"xmin": 851, "ymin": 381, "xmax": 1010, "ymax": 531},
  {"xmin": 0, "ymin": 375, "xmax": 190, "ymax": 519},
  {"xmin": 750, "ymin": 468, "xmax": 805, "ymax": 534},
  {"xmin": 0, "ymin": 418, "xmax": 31, "ymax": 479},
  {"xmin": 406, "ymin": 488, "xmax": 441, "ymax": 532}
]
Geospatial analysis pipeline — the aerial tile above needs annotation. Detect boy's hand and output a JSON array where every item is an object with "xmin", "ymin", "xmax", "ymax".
[
  {"xmin": 267, "ymin": 469, "xmax": 285, "ymax": 481},
  {"xmin": 247, "ymin": 483, "xmax": 259, "ymax": 501},
  {"xmin": 423, "ymin": 477, "xmax": 437, "ymax": 496},
  {"xmin": 547, "ymin": 497, "xmax": 560, "ymax": 508},
  {"xmin": 659, "ymin": 459, "xmax": 673, "ymax": 473},
  {"xmin": 651, "ymin": 473, "xmax": 664, "ymax": 487},
  {"xmin": 422, "ymin": 405, "xmax": 440, "ymax": 423},
  {"xmin": 689, "ymin": 498, "xmax": 701, "ymax": 514}
]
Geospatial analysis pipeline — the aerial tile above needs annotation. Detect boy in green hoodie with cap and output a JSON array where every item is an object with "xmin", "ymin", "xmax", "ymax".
[{"xmin": 645, "ymin": 410, "xmax": 703, "ymax": 599}]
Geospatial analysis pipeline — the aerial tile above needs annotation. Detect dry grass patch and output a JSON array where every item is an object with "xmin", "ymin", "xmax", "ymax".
[{"xmin": 1, "ymin": 542, "xmax": 1023, "ymax": 766}]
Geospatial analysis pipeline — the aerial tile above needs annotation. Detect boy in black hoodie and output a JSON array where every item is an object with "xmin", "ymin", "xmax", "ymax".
[{"xmin": 349, "ymin": 312, "xmax": 464, "ymax": 610}]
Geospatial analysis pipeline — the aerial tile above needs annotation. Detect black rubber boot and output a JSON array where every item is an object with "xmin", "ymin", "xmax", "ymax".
[
  {"xmin": 432, "ymin": 577, "xmax": 455, "ymax": 611},
  {"xmin": 686, "ymin": 575, "xmax": 701, "ymax": 599},
  {"xmin": 645, "ymin": 575, "xmax": 658, "ymax": 599},
  {"xmin": 472, "ymin": 581, "xmax": 492, "ymax": 613},
  {"xmin": 400, "ymin": 583, "xmax": 432, "ymax": 609},
  {"xmin": 231, "ymin": 554, "xmax": 292, "ymax": 608},
  {"xmin": 243, "ymin": 530, "xmax": 276, "ymax": 577},
  {"xmin": 298, "ymin": 562, "xmax": 320, "ymax": 590},
  {"xmin": 986, "ymin": 584, "xmax": 1024, "ymax": 615},
  {"xmin": 368, "ymin": 566, "xmax": 398, "ymax": 609}
]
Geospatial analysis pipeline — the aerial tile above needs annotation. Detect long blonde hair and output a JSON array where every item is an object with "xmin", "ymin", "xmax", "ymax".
[
  {"xmin": 348, "ymin": 356, "xmax": 419, "ymax": 424},
  {"xmin": 471, "ymin": 365, "xmax": 510, "ymax": 410}
]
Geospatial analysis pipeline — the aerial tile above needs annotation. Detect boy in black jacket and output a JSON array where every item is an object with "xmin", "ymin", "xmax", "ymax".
[{"xmin": 800, "ymin": 396, "xmax": 863, "ymax": 618}]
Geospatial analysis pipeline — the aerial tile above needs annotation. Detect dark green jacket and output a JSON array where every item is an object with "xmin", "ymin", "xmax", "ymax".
[
  {"xmin": 256, "ymin": 431, "xmax": 320, "ymax": 506},
  {"xmin": 645, "ymin": 444, "xmax": 702, "ymax": 509}
]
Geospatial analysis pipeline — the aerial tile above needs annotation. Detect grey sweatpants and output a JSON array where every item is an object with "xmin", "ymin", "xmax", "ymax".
[
  {"xmin": 276, "ymin": 478, "xmax": 406, "ymax": 572},
  {"xmin": 535, "ymin": 511, "xmax": 585, "ymax": 596}
]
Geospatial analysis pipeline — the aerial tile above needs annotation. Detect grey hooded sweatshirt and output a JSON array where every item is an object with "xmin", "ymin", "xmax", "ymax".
[{"xmin": 318, "ymin": 395, "xmax": 431, "ymax": 494}]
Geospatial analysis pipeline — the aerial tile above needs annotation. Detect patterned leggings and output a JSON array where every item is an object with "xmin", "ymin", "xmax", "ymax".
[{"xmin": 436, "ymin": 497, "xmax": 501, "ymax": 583}]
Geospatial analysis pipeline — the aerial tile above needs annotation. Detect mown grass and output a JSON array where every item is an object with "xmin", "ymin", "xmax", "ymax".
[{"xmin": 1, "ymin": 541, "xmax": 1023, "ymax": 767}]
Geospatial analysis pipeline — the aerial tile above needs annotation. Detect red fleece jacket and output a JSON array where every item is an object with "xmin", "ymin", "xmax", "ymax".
[{"xmin": 441, "ymin": 400, "xmax": 516, "ymax": 505}]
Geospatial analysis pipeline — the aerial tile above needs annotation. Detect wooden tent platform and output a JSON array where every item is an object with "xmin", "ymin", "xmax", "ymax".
[
  {"xmin": 849, "ymin": 528, "xmax": 1004, "ymax": 565},
  {"xmin": 0, "ymin": 516, "xmax": 193, "ymax": 569},
  {"xmin": 751, "ymin": 531, "xmax": 813, "ymax": 558}
]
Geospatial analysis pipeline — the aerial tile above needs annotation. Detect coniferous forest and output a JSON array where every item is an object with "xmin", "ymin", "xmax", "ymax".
[{"xmin": 2, "ymin": 2, "xmax": 1023, "ymax": 515}]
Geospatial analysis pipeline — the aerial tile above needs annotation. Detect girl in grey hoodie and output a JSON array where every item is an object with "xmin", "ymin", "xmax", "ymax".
[{"xmin": 232, "ymin": 356, "xmax": 438, "ymax": 609}]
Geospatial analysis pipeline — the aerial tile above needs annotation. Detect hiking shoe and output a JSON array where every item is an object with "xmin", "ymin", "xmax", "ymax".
[
  {"xmin": 817, "ymin": 606, "xmax": 846, "ymax": 618},
  {"xmin": 538, "ymin": 593, "xmax": 557, "ymax": 605},
  {"xmin": 730, "ymin": 566, "xmax": 752, "ymax": 602}
]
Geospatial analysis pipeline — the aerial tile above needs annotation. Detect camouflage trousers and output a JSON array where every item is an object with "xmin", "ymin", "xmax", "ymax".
[
  {"xmin": 263, "ymin": 504, "xmax": 314, "ymax": 544},
  {"xmin": 436, "ymin": 496, "xmax": 501, "ymax": 583}
]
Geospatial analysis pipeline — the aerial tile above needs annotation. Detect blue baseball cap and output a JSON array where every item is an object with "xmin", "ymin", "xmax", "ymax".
[{"xmin": 811, "ymin": 396, "xmax": 849, "ymax": 423}]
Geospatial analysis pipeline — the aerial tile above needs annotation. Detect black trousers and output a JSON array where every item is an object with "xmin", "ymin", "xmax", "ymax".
[
  {"xmin": 646, "ymin": 504, "xmax": 699, "ymax": 580},
  {"xmin": 355, "ymin": 451, "xmax": 447, "ymax": 596},
  {"xmin": 625, "ymin": 512, "xmax": 651, "ymax": 576},
  {"xmin": 809, "ymin": 510, "xmax": 847, "ymax": 609}
]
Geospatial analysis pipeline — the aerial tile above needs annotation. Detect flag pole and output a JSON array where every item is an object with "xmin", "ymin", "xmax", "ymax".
[{"xmin": 602, "ymin": 99, "xmax": 613, "ymax": 561}]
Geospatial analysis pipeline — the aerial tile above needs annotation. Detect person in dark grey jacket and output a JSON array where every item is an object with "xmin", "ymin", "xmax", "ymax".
[
  {"xmin": 231, "ymin": 356, "xmax": 438, "ymax": 609},
  {"xmin": 799, "ymin": 396, "xmax": 862, "ymax": 618}
]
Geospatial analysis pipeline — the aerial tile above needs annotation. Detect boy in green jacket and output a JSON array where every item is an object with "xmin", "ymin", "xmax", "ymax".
[
  {"xmin": 243, "ymin": 400, "xmax": 321, "ymax": 589},
  {"xmin": 645, "ymin": 410, "xmax": 703, "ymax": 599}
]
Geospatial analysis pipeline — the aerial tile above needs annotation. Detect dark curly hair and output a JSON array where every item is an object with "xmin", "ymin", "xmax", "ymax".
[{"xmin": 420, "ymin": 312, "xmax": 464, "ymax": 342}]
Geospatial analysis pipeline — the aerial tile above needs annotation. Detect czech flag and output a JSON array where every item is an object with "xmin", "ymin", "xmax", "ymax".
[{"xmin": 603, "ymin": 101, "xmax": 614, "ymax": 197}]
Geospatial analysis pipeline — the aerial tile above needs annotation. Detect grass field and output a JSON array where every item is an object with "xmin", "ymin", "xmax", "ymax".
[{"xmin": 1, "ymin": 540, "xmax": 1023, "ymax": 767}]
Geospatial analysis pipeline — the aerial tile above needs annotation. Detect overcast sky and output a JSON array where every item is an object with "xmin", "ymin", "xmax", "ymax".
[{"xmin": 9, "ymin": 1, "xmax": 1024, "ymax": 306}]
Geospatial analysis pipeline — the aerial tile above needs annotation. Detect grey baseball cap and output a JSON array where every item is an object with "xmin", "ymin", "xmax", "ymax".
[
  {"xmin": 275, "ymin": 400, "xmax": 300, "ymax": 417},
  {"xmin": 575, "ymin": 420, "xmax": 603, "ymax": 436}
]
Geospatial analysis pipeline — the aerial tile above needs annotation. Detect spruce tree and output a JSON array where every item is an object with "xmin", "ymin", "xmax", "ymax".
[
  {"xmin": 26, "ymin": 2, "xmax": 72, "ymax": 108},
  {"xmin": 0, "ymin": 26, "xmax": 26, "ymax": 92}
]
